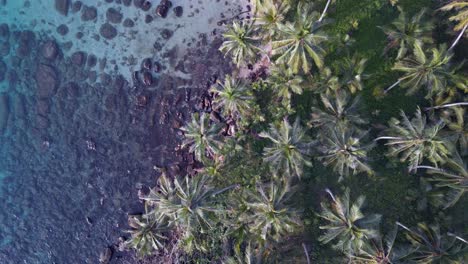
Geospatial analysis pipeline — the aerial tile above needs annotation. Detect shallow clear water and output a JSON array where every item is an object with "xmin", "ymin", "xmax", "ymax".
[{"xmin": 0, "ymin": 0, "xmax": 244, "ymax": 262}]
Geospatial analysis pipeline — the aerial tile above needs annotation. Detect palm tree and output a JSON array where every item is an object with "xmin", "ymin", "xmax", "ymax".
[
  {"xmin": 386, "ymin": 43, "xmax": 454, "ymax": 97},
  {"xmin": 309, "ymin": 90, "xmax": 368, "ymax": 131},
  {"xmin": 266, "ymin": 64, "xmax": 304, "ymax": 107},
  {"xmin": 397, "ymin": 222, "xmax": 468, "ymax": 263},
  {"xmin": 339, "ymin": 55, "xmax": 369, "ymax": 94},
  {"xmin": 440, "ymin": 1, "xmax": 468, "ymax": 50},
  {"xmin": 210, "ymin": 75, "xmax": 253, "ymax": 119},
  {"xmin": 124, "ymin": 214, "xmax": 169, "ymax": 257},
  {"xmin": 219, "ymin": 21, "xmax": 261, "ymax": 66},
  {"xmin": 181, "ymin": 112, "xmax": 223, "ymax": 161},
  {"xmin": 259, "ymin": 118, "xmax": 314, "ymax": 178},
  {"xmin": 319, "ymin": 188, "xmax": 381, "ymax": 254},
  {"xmin": 241, "ymin": 181, "xmax": 301, "ymax": 242},
  {"xmin": 308, "ymin": 67, "xmax": 340, "ymax": 94},
  {"xmin": 375, "ymin": 107, "xmax": 449, "ymax": 172},
  {"xmin": 272, "ymin": 3, "xmax": 329, "ymax": 73},
  {"xmin": 416, "ymin": 152, "xmax": 467, "ymax": 209},
  {"xmin": 142, "ymin": 174, "xmax": 236, "ymax": 252},
  {"xmin": 223, "ymin": 243, "xmax": 264, "ymax": 264},
  {"xmin": 380, "ymin": 8, "xmax": 433, "ymax": 59},
  {"xmin": 349, "ymin": 224, "xmax": 412, "ymax": 264},
  {"xmin": 317, "ymin": 126, "xmax": 373, "ymax": 178},
  {"xmin": 439, "ymin": 106, "xmax": 467, "ymax": 155},
  {"xmin": 254, "ymin": 0, "xmax": 290, "ymax": 38}
]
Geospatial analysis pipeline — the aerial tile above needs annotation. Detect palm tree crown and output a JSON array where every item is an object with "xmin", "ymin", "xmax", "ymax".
[
  {"xmin": 376, "ymin": 107, "xmax": 449, "ymax": 172},
  {"xmin": 266, "ymin": 64, "xmax": 304, "ymax": 106},
  {"xmin": 380, "ymin": 9, "xmax": 433, "ymax": 59},
  {"xmin": 272, "ymin": 3, "xmax": 329, "ymax": 73},
  {"xmin": 254, "ymin": 0, "xmax": 290, "ymax": 38},
  {"xmin": 259, "ymin": 118, "xmax": 313, "ymax": 178},
  {"xmin": 210, "ymin": 75, "xmax": 253, "ymax": 119},
  {"xmin": 181, "ymin": 112, "xmax": 223, "ymax": 161},
  {"xmin": 220, "ymin": 21, "xmax": 261, "ymax": 66},
  {"xmin": 319, "ymin": 188, "xmax": 381, "ymax": 254}
]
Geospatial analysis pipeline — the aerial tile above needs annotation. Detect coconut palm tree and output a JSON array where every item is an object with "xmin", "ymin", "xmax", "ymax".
[
  {"xmin": 439, "ymin": 106, "xmax": 467, "ymax": 155},
  {"xmin": 272, "ymin": 3, "xmax": 329, "ymax": 73},
  {"xmin": 309, "ymin": 90, "xmax": 368, "ymax": 132},
  {"xmin": 220, "ymin": 21, "xmax": 261, "ymax": 66},
  {"xmin": 181, "ymin": 112, "xmax": 223, "ymax": 161},
  {"xmin": 241, "ymin": 181, "xmax": 301, "ymax": 242},
  {"xmin": 349, "ymin": 224, "xmax": 413, "ymax": 264},
  {"xmin": 125, "ymin": 214, "xmax": 170, "ymax": 257},
  {"xmin": 223, "ymin": 243, "xmax": 264, "ymax": 264},
  {"xmin": 440, "ymin": 1, "xmax": 468, "ymax": 50},
  {"xmin": 339, "ymin": 55, "xmax": 369, "ymax": 94},
  {"xmin": 259, "ymin": 118, "xmax": 314, "ymax": 179},
  {"xmin": 308, "ymin": 67, "xmax": 340, "ymax": 94},
  {"xmin": 142, "ymin": 174, "xmax": 236, "ymax": 252},
  {"xmin": 416, "ymin": 152, "xmax": 467, "ymax": 209},
  {"xmin": 210, "ymin": 75, "xmax": 254, "ymax": 119},
  {"xmin": 317, "ymin": 126, "xmax": 373, "ymax": 178},
  {"xmin": 266, "ymin": 64, "xmax": 304, "ymax": 107},
  {"xmin": 254, "ymin": 0, "xmax": 290, "ymax": 38},
  {"xmin": 386, "ymin": 43, "xmax": 455, "ymax": 97},
  {"xmin": 319, "ymin": 188, "xmax": 381, "ymax": 254},
  {"xmin": 380, "ymin": 8, "xmax": 433, "ymax": 59},
  {"xmin": 375, "ymin": 107, "xmax": 450, "ymax": 172},
  {"xmin": 397, "ymin": 222, "xmax": 468, "ymax": 263}
]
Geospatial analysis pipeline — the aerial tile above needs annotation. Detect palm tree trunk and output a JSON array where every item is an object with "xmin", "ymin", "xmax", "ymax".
[
  {"xmin": 425, "ymin": 102, "xmax": 468, "ymax": 110},
  {"xmin": 414, "ymin": 165, "xmax": 443, "ymax": 171},
  {"xmin": 448, "ymin": 232, "xmax": 468, "ymax": 244},
  {"xmin": 302, "ymin": 243, "xmax": 311, "ymax": 264},
  {"xmin": 449, "ymin": 23, "xmax": 468, "ymax": 51},
  {"xmin": 325, "ymin": 188, "xmax": 337, "ymax": 203},
  {"xmin": 319, "ymin": 0, "xmax": 332, "ymax": 22},
  {"xmin": 384, "ymin": 80, "xmax": 401, "ymax": 94}
]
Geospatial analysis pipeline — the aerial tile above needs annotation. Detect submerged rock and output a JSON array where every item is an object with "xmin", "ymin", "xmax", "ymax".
[
  {"xmin": 0, "ymin": 59, "xmax": 6, "ymax": 82},
  {"xmin": 0, "ymin": 23, "xmax": 9, "ymax": 39},
  {"xmin": 81, "ymin": 5, "xmax": 98, "ymax": 21},
  {"xmin": 100, "ymin": 23, "xmax": 117, "ymax": 40},
  {"xmin": 0, "ymin": 41, "xmax": 9, "ymax": 57},
  {"xmin": 173, "ymin": 6, "xmax": 183, "ymax": 17},
  {"xmin": 156, "ymin": 0, "xmax": 172, "ymax": 18},
  {"xmin": 123, "ymin": 18, "xmax": 134, "ymax": 28},
  {"xmin": 35, "ymin": 64, "xmax": 59, "ymax": 98},
  {"xmin": 99, "ymin": 247, "xmax": 112, "ymax": 264},
  {"xmin": 0, "ymin": 93, "xmax": 9, "ymax": 134},
  {"xmin": 106, "ymin": 8, "xmax": 123, "ymax": 24},
  {"xmin": 71, "ymin": 1, "xmax": 82, "ymax": 13},
  {"xmin": 41, "ymin": 40, "xmax": 59, "ymax": 60},
  {"xmin": 54, "ymin": 0, "xmax": 70, "ymax": 16},
  {"xmin": 56, "ymin": 24, "xmax": 69, "ymax": 36}
]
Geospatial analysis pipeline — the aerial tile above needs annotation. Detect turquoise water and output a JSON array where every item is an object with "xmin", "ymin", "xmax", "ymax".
[{"xmin": 0, "ymin": 0, "xmax": 242, "ymax": 262}]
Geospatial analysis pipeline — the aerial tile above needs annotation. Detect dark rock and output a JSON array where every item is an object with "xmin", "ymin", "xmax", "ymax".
[
  {"xmin": 81, "ymin": 5, "xmax": 98, "ymax": 21},
  {"xmin": 162, "ymin": 0, "xmax": 172, "ymax": 8},
  {"xmin": 141, "ymin": 1, "xmax": 151, "ymax": 11},
  {"xmin": 145, "ymin": 15, "xmax": 153, "ymax": 24},
  {"xmin": 75, "ymin": 32, "xmax": 84, "ymax": 39},
  {"xmin": 36, "ymin": 115, "xmax": 49, "ymax": 129},
  {"xmin": 0, "ymin": 41, "xmax": 9, "ymax": 57},
  {"xmin": 142, "ymin": 58, "xmax": 152, "ymax": 70},
  {"xmin": 65, "ymin": 82, "xmax": 80, "ymax": 98},
  {"xmin": 87, "ymin": 54, "xmax": 97, "ymax": 68},
  {"xmin": 0, "ymin": 93, "xmax": 9, "ymax": 134},
  {"xmin": 136, "ymin": 95, "xmax": 148, "ymax": 107},
  {"xmin": 16, "ymin": 42, "xmax": 30, "ymax": 58},
  {"xmin": 36, "ymin": 99, "xmax": 50, "ymax": 116},
  {"xmin": 100, "ymin": 73, "xmax": 111, "ymax": 85},
  {"xmin": 99, "ymin": 23, "xmax": 117, "ymax": 39},
  {"xmin": 122, "ymin": 0, "xmax": 131, "ymax": 6},
  {"xmin": 155, "ymin": 3, "xmax": 170, "ymax": 18},
  {"xmin": 133, "ymin": 0, "xmax": 144, "ymax": 8},
  {"xmin": 0, "ymin": 59, "xmax": 6, "ymax": 82},
  {"xmin": 142, "ymin": 71, "xmax": 152, "ymax": 86},
  {"xmin": 122, "ymin": 18, "xmax": 134, "ymax": 28},
  {"xmin": 99, "ymin": 247, "xmax": 112, "ymax": 264},
  {"xmin": 173, "ymin": 6, "xmax": 183, "ymax": 17},
  {"xmin": 106, "ymin": 8, "xmax": 123, "ymax": 24},
  {"xmin": 160, "ymin": 29, "xmax": 172, "ymax": 39},
  {"xmin": 71, "ymin": 1, "xmax": 82, "ymax": 13},
  {"xmin": 152, "ymin": 62, "xmax": 161, "ymax": 73},
  {"xmin": 6, "ymin": 70, "xmax": 18, "ymax": 88},
  {"xmin": 0, "ymin": 23, "xmax": 9, "ymax": 39},
  {"xmin": 35, "ymin": 64, "xmax": 59, "ymax": 98},
  {"xmin": 56, "ymin": 24, "xmax": 69, "ymax": 35},
  {"xmin": 71, "ymin": 51, "xmax": 86, "ymax": 66},
  {"xmin": 55, "ymin": 0, "xmax": 70, "ymax": 16},
  {"xmin": 41, "ymin": 40, "xmax": 59, "ymax": 60}
]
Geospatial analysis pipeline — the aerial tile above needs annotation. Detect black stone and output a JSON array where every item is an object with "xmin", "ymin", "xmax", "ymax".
[
  {"xmin": 122, "ymin": 18, "xmax": 134, "ymax": 28},
  {"xmin": 106, "ymin": 7, "xmax": 123, "ymax": 24},
  {"xmin": 56, "ymin": 24, "xmax": 69, "ymax": 35},
  {"xmin": 173, "ymin": 6, "xmax": 183, "ymax": 17},
  {"xmin": 35, "ymin": 64, "xmax": 59, "ymax": 98},
  {"xmin": 71, "ymin": 1, "xmax": 82, "ymax": 13},
  {"xmin": 55, "ymin": 0, "xmax": 70, "ymax": 16},
  {"xmin": 99, "ymin": 23, "xmax": 117, "ymax": 39},
  {"xmin": 41, "ymin": 40, "xmax": 59, "ymax": 60},
  {"xmin": 0, "ymin": 23, "xmax": 9, "ymax": 39},
  {"xmin": 81, "ymin": 5, "xmax": 98, "ymax": 21}
]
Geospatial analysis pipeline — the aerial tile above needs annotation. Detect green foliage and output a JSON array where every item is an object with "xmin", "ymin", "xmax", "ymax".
[
  {"xmin": 254, "ymin": 0, "xmax": 291, "ymax": 39},
  {"xmin": 266, "ymin": 64, "xmax": 304, "ymax": 108},
  {"xmin": 181, "ymin": 112, "xmax": 223, "ymax": 162},
  {"xmin": 377, "ymin": 107, "xmax": 450, "ymax": 172},
  {"xmin": 318, "ymin": 188, "xmax": 381, "ymax": 254},
  {"xmin": 440, "ymin": 1, "xmax": 468, "ymax": 33},
  {"xmin": 397, "ymin": 222, "xmax": 468, "ymax": 263},
  {"xmin": 272, "ymin": 3, "xmax": 329, "ymax": 73},
  {"xmin": 124, "ymin": 215, "xmax": 169, "ymax": 257},
  {"xmin": 440, "ymin": 107, "xmax": 467, "ymax": 155},
  {"xmin": 259, "ymin": 118, "xmax": 313, "ymax": 179},
  {"xmin": 219, "ymin": 22, "xmax": 261, "ymax": 66}
]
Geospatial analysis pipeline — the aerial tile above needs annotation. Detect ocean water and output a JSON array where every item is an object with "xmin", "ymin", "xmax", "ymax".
[{"xmin": 0, "ymin": 0, "xmax": 245, "ymax": 263}]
